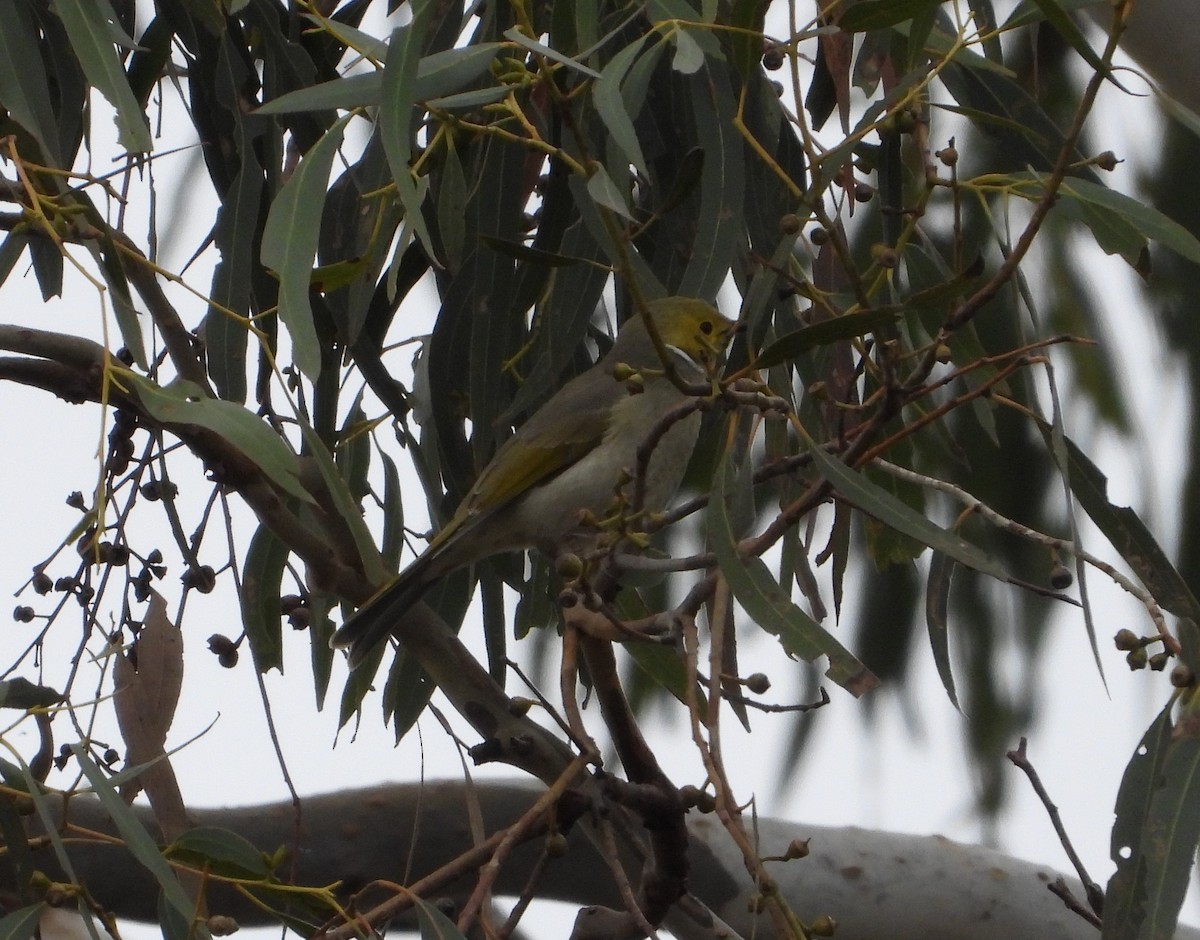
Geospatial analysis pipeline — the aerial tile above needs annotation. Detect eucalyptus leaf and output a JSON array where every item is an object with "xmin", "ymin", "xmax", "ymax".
[
  {"xmin": 503, "ymin": 26, "xmax": 602, "ymax": 78},
  {"xmin": 0, "ymin": 3, "xmax": 61, "ymax": 163},
  {"xmin": 125, "ymin": 375, "xmax": 314, "ymax": 505},
  {"xmin": 240, "ymin": 524, "xmax": 289, "ymax": 674},
  {"xmin": 0, "ymin": 904, "xmax": 46, "ymax": 940},
  {"xmin": 808, "ymin": 445, "xmax": 1010, "ymax": 582},
  {"xmin": 71, "ymin": 747, "xmax": 211, "ymax": 940},
  {"xmin": 51, "ymin": 0, "xmax": 152, "ymax": 153},
  {"xmin": 756, "ymin": 309, "xmax": 900, "ymax": 369},
  {"xmin": 261, "ymin": 113, "xmax": 353, "ymax": 380},
  {"xmin": 708, "ymin": 446, "xmax": 878, "ymax": 697}
]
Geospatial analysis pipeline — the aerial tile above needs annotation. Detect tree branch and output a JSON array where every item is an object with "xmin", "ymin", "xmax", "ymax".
[{"xmin": 20, "ymin": 779, "xmax": 1182, "ymax": 940}]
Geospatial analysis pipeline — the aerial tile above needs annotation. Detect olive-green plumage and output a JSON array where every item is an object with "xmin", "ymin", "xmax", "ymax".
[{"xmin": 332, "ymin": 297, "xmax": 736, "ymax": 665}]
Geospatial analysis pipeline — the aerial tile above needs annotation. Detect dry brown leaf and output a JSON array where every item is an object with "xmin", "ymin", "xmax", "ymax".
[{"xmin": 113, "ymin": 590, "xmax": 190, "ymax": 839}]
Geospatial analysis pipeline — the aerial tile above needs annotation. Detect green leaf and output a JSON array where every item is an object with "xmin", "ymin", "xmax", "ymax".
[
  {"xmin": 255, "ymin": 43, "xmax": 504, "ymax": 115},
  {"xmin": 0, "ymin": 678, "xmax": 62, "ymax": 710},
  {"xmin": 808, "ymin": 446, "xmax": 1011, "ymax": 580},
  {"xmin": 1053, "ymin": 176, "xmax": 1200, "ymax": 269},
  {"xmin": 380, "ymin": 567, "xmax": 473, "ymax": 741},
  {"xmin": 415, "ymin": 42, "xmax": 505, "ymax": 96},
  {"xmin": 593, "ymin": 36, "xmax": 651, "ymax": 177},
  {"xmin": 166, "ymin": 827, "xmax": 273, "ymax": 879},
  {"xmin": 206, "ymin": 161, "xmax": 262, "ymax": 403},
  {"xmin": 0, "ymin": 3, "xmax": 61, "ymax": 163},
  {"xmin": 1023, "ymin": 0, "xmax": 1122, "ymax": 87},
  {"xmin": 240, "ymin": 524, "xmax": 289, "ymax": 674},
  {"xmin": 756, "ymin": 308, "xmax": 900, "ymax": 369},
  {"xmin": 586, "ymin": 165, "xmax": 635, "ymax": 220},
  {"xmin": 261, "ymin": 112, "xmax": 353, "ymax": 380},
  {"xmin": 71, "ymin": 747, "xmax": 210, "ymax": 940},
  {"xmin": 50, "ymin": 0, "xmax": 152, "ymax": 153},
  {"xmin": 939, "ymin": 48, "xmax": 1091, "ymax": 177},
  {"xmin": 625, "ymin": 641, "xmax": 700, "ymax": 710},
  {"xmin": 924, "ymin": 552, "xmax": 960, "ymax": 709},
  {"xmin": 256, "ymin": 72, "xmax": 382, "ymax": 115},
  {"xmin": 413, "ymin": 895, "xmax": 470, "ymax": 940},
  {"xmin": 1001, "ymin": 0, "xmax": 1106, "ymax": 30},
  {"xmin": 680, "ymin": 63, "xmax": 743, "ymax": 300},
  {"xmin": 92, "ymin": 227, "xmax": 147, "ymax": 370},
  {"xmin": 0, "ymin": 792, "xmax": 35, "ymax": 901},
  {"xmin": 669, "ymin": 28, "xmax": 704, "ymax": 74},
  {"xmin": 1050, "ymin": 432, "xmax": 1200, "ymax": 622},
  {"xmin": 1103, "ymin": 701, "xmax": 1200, "ymax": 940},
  {"xmin": 126, "ymin": 376, "xmax": 314, "ymax": 505},
  {"xmin": 436, "ymin": 136, "xmax": 469, "ymax": 272},
  {"xmin": 298, "ymin": 423, "xmax": 386, "ymax": 584},
  {"xmin": 425, "ymin": 85, "xmax": 512, "ymax": 110},
  {"xmin": 379, "ymin": 452, "xmax": 406, "ymax": 573},
  {"xmin": 503, "ymin": 26, "xmax": 602, "ymax": 78},
  {"xmin": 0, "ymin": 904, "xmax": 46, "ymax": 940},
  {"xmin": 729, "ymin": 0, "xmax": 768, "ymax": 78},
  {"xmin": 708, "ymin": 447, "xmax": 878, "ymax": 697},
  {"xmin": 862, "ymin": 461, "xmax": 927, "ymax": 565},
  {"xmin": 380, "ymin": 21, "xmax": 437, "ymax": 262},
  {"xmin": 478, "ymin": 234, "xmax": 592, "ymax": 267}
]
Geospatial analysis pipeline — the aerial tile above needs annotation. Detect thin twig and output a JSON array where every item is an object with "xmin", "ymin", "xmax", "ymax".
[
  {"xmin": 1006, "ymin": 738, "xmax": 1104, "ymax": 920},
  {"xmin": 722, "ymin": 687, "xmax": 831, "ymax": 714},
  {"xmin": 457, "ymin": 755, "xmax": 593, "ymax": 934},
  {"xmin": 872, "ymin": 458, "xmax": 1173, "ymax": 649}
]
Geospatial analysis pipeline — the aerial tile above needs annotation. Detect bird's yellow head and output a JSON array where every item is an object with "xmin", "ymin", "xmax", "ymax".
[{"xmin": 620, "ymin": 297, "xmax": 737, "ymax": 373}]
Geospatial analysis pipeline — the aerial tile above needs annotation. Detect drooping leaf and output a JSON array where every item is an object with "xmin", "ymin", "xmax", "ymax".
[
  {"xmin": 679, "ymin": 62, "xmax": 743, "ymax": 300},
  {"xmin": 298, "ymin": 423, "xmax": 386, "ymax": 585},
  {"xmin": 1050, "ymin": 431, "xmax": 1200, "ymax": 623},
  {"xmin": 241, "ymin": 524, "xmax": 290, "ymax": 674},
  {"xmin": 925, "ymin": 551, "xmax": 960, "ymax": 709},
  {"xmin": 1022, "ymin": 0, "xmax": 1122, "ymax": 87},
  {"xmin": 50, "ymin": 0, "xmax": 152, "ymax": 153},
  {"xmin": 808, "ymin": 444, "xmax": 1011, "ymax": 581},
  {"xmin": 0, "ymin": 678, "xmax": 61, "ymax": 710},
  {"xmin": 708, "ymin": 445, "xmax": 879, "ymax": 697},
  {"xmin": 0, "ymin": 3, "xmax": 61, "ymax": 163},
  {"xmin": 756, "ymin": 308, "xmax": 901, "ymax": 369},
  {"xmin": 91, "ymin": 227, "xmax": 148, "ymax": 370},
  {"xmin": 435, "ymin": 134, "xmax": 469, "ymax": 272},
  {"xmin": 503, "ymin": 26, "xmax": 601, "ymax": 78},
  {"xmin": 112, "ymin": 591, "xmax": 183, "ymax": 808},
  {"xmin": 71, "ymin": 747, "xmax": 211, "ymax": 940},
  {"xmin": 586, "ymin": 165, "xmax": 636, "ymax": 221},
  {"xmin": 166, "ymin": 827, "xmax": 274, "ymax": 880},
  {"xmin": 0, "ymin": 904, "xmax": 46, "ymax": 940},
  {"xmin": 380, "ymin": 18, "xmax": 437, "ymax": 262},
  {"xmin": 668, "ymin": 28, "xmax": 705, "ymax": 75},
  {"xmin": 594, "ymin": 36, "xmax": 652, "ymax": 178},
  {"xmin": 1103, "ymin": 700, "xmax": 1200, "ymax": 940},
  {"xmin": 126, "ymin": 376, "xmax": 314, "ymax": 505},
  {"xmin": 206, "ymin": 160, "xmax": 264, "ymax": 403},
  {"xmin": 261, "ymin": 112, "xmax": 354, "ymax": 380}
]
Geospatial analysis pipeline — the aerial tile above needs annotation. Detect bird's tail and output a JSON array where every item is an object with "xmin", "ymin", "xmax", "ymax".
[{"xmin": 330, "ymin": 558, "xmax": 434, "ymax": 667}]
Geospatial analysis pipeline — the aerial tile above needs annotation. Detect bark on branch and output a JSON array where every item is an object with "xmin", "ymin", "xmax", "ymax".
[{"xmin": 18, "ymin": 779, "xmax": 1196, "ymax": 940}]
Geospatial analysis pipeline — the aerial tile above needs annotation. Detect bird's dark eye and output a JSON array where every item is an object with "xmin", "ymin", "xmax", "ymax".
[{"xmin": 700, "ymin": 320, "xmax": 714, "ymax": 334}]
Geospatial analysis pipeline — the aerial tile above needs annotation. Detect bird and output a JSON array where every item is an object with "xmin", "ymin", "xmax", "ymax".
[{"xmin": 331, "ymin": 296, "xmax": 737, "ymax": 666}]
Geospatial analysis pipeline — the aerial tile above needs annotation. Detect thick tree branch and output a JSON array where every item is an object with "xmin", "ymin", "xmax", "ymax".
[{"xmin": 19, "ymin": 780, "xmax": 1188, "ymax": 940}]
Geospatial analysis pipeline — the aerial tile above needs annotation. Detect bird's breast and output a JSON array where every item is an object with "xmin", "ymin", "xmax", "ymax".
[{"xmin": 512, "ymin": 383, "xmax": 700, "ymax": 554}]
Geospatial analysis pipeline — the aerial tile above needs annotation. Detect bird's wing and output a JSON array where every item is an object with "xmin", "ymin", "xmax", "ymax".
[{"xmin": 461, "ymin": 403, "xmax": 609, "ymax": 515}]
